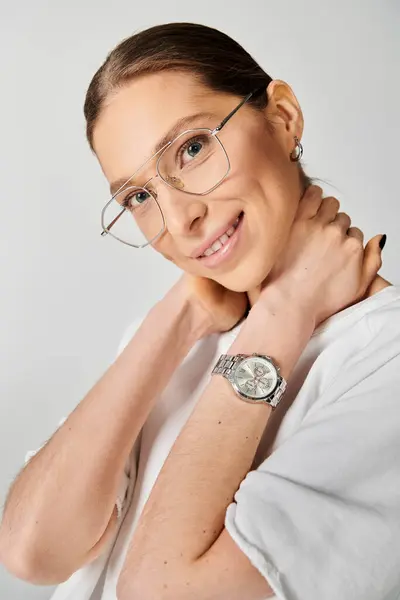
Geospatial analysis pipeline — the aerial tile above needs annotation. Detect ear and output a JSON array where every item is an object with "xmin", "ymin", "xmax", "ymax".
[{"xmin": 264, "ymin": 79, "xmax": 304, "ymax": 153}]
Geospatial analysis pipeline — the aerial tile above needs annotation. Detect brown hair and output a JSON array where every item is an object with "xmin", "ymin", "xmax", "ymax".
[{"xmin": 84, "ymin": 22, "xmax": 314, "ymax": 188}]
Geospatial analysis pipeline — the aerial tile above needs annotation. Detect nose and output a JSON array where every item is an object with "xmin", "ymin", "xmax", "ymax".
[{"xmin": 149, "ymin": 175, "xmax": 208, "ymax": 236}]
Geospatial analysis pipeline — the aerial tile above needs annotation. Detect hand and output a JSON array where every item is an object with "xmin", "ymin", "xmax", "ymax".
[
  {"xmin": 173, "ymin": 272, "xmax": 249, "ymax": 337},
  {"xmin": 259, "ymin": 185, "xmax": 384, "ymax": 327}
]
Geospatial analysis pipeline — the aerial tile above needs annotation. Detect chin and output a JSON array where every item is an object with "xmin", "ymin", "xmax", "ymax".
[
  {"xmin": 212, "ymin": 255, "xmax": 274, "ymax": 294},
  {"xmin": 217, "ymin": 214, "xmax": 283, "ymax": 293}
]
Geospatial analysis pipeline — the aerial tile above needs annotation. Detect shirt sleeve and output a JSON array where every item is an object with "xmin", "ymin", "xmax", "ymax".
[
  {"xmin": 24, "ymin": 316, "xmax": 144, "ymax": 522},
  {"xmin": 224, "ymin": 353, "xmax": 400, "ymax": 600}
]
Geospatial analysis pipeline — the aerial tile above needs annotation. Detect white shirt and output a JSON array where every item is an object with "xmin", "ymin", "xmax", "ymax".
[{"xmin": 25, "ymin": 284, "xmax": 400, "ymax": 599}]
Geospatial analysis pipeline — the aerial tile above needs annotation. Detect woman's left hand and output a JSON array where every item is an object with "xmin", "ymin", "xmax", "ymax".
[{"xmin": 257, "ymin": 185, "xmax": 384, "ymax": 327}]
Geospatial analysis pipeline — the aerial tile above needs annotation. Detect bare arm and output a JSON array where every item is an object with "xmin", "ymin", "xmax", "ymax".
[
  {"xmin": 117, "ymin": 285, "xmax": 314, "ymax": 600},
  {"xmin": 0, "ymin": 280, "xmax": 206, "ymax": 585}
]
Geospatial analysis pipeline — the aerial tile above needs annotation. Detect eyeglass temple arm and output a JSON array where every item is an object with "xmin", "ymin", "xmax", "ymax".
[
  {"xmin": 101, "ymin": 206, "xmax": 126, "ymax": 236},
  {"xmin": 213, "ymin": 86, "xmax": 266, "ymax": 133}
]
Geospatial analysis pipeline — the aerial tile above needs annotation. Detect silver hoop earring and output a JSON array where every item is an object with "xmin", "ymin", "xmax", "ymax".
[{"xmin": 290, "ymin": 136, "xmax": 303, "ymax": 162}]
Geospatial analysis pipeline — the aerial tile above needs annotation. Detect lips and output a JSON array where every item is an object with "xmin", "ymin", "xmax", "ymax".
[
  {"xmin": 191, "ymin": 212, "xmax": 243, "ymax": 259},
  {"xmin": 196, "ymin": 211, "xmax": 245, "ymax": 268}
]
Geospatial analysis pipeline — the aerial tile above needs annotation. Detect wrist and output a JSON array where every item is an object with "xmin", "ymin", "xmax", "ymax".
[
  {"xmin": 229, "ymin": 283, "xmax": 316, "ymax": 380},
  {"xmin": 257, "ymin": 280, "xmax": 317, "ymax": 327}
]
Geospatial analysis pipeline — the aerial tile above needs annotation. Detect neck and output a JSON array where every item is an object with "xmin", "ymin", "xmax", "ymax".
[{"xmin": 247, "ymin": 284, "xmax": 262, "ymax": 308}]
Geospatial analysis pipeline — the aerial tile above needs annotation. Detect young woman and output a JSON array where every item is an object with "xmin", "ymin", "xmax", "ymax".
[{"xmin": 1, "ymin": 22, "xmax": 399, "ymax": 600}]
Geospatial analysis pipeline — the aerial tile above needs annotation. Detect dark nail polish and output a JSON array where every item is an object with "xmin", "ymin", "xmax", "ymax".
[{"xmin": 379, "ymin": 234, "xmax": 387, "ymax": 250}]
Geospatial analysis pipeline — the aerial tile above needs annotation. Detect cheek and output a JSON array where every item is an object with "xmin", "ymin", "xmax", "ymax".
[
  {"xmin": 158, "ymin": 248, "xmax": 175, "ymax": 262},
  {"xmin": 150, "ymin": 234, "xmax": 173, "ymax": 261},
  {"xmin": 229, "ymin": 120, "xmax": 295, "ymax": 191},
  {"xmin": 233, "ymin": 132, "xmax": 299, "ymax": 230},
  {"xmin": 156, "ymin": 237, "xmax": 198, "ymax": 272},
  {"xmin": 153, "ymin": 236, "xmax": 181, "ymax": 264}
]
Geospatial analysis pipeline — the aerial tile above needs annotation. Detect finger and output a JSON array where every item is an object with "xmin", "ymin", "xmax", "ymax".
[
  {"xmin": 360, "ymin": 234, "xmax": 384, "ymax": 294},
  {"xmin": 346, "ymin": 226, "xmax": 364, "ymax": 244},
  {"xmin": 296, "ymin": 185, "xmax": 324, "ymax": 220},
  {"xmin": 331, "ymin": 211, "xmax": 351, "ymax": 234},
  {"xmin": 316, "ymin": 196, "xmax": 340, "ymax": 222}
]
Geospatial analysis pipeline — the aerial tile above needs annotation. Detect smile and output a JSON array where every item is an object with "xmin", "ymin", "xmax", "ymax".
[{"xmin": 196, "ymin": 212, "xmax": 245, "ymax": 268}]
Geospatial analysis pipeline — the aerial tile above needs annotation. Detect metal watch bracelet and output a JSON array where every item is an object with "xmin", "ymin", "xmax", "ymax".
[{"xmin": 211, "ymin": 353, "xmax": 287, "ymax": 408}]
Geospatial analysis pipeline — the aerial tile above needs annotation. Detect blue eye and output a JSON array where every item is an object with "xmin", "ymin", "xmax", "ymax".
[
  {"xmin": 123, "ymin": 190, "xmax": 151, "ymax": 208},
  {"xmin": 134, "ymin": 191, "xmax": 151, "ymax": 204},
  {"xmin": 178, "ymin": 135, "xmax": 207, "ymax": 166},
  {"xmin": 187, "ymin": 141, "xmax": 202, "ymax": 157}
]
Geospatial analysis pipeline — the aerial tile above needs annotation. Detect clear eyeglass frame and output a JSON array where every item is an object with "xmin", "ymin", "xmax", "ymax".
[{"xmin": 100, "ymin": 85, "xmax": 267, "ymax": 248}]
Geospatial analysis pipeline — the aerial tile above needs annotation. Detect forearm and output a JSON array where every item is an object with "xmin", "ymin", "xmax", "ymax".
[
  {"xmin": 0, "ymin": 283, "xmax": 204, "ymax": 578},
  {"xmin": 118, "ymin": 284, "xmax": 316, "ymax": 595}
]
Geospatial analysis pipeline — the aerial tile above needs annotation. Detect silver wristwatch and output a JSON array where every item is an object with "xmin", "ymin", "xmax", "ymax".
[{"xmin": 211, "ymin": 353, "xmax": 287, "ymax": 408}]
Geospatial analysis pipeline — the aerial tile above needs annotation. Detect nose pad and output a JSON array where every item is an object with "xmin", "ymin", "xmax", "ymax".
[
  {"xmin": 146, "ymin": 174, "xmax": 185, "ymax": 196},
  {"xmin": 164, "ymin": 175, "xmax": 185, "ymax": 189}
]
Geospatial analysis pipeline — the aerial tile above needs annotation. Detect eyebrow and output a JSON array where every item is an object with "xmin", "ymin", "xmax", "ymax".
[{"xmin": 109, "ymin": 111, "xmax": 217, "ymax": 195}]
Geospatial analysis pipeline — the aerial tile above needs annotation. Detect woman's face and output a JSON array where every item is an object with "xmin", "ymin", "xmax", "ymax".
[{"xmin": 93, "ymin": 71, "xmax": 304, "ymax": 293}]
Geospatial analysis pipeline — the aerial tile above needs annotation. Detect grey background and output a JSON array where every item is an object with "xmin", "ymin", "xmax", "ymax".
[{"xmin": 1, "ymin": 0, "xmax": 399, "ymax": 598}]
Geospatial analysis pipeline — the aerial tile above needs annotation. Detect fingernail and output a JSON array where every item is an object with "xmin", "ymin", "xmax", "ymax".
[{"xmin": 379, "ymin": 234, "xmax": 387, "ymax": 250}]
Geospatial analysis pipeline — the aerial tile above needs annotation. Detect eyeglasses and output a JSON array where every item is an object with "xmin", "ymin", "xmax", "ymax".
[{"xmin": 100, "ymin": 85, "xmax": 266, "ymax": 248}]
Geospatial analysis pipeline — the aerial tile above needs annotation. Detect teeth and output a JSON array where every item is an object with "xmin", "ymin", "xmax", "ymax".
[
  {"xmin": 211, "ymin": 239, "xmax": 223, "ymax": 252},
  {"xmin": 203, "ymin": 245, "xmax": 218, "ymax": 257},
  {"xmin": 201, "ymin": 215, "xmax": 241, "ymax": 257}
]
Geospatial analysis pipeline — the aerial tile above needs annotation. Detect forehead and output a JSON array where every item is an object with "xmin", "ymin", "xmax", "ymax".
[{"xmin": 93, "ymin": 71, "xmax": 232, "ymax": 186}]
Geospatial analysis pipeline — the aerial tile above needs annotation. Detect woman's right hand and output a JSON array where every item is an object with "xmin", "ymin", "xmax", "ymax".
[{"xmin": 258, "ymin": 185, "xmax": 384, "ymax": 327}]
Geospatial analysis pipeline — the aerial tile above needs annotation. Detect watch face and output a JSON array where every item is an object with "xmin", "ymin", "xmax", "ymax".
[{"xmin": 233, "ymin": 356, "xmax": 278, "ymax": 399}]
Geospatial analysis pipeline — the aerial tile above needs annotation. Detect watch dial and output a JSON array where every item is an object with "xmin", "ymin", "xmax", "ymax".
[{"xmin": 234, "ymin": 357, "xmax": 278, "ymax": 399}]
